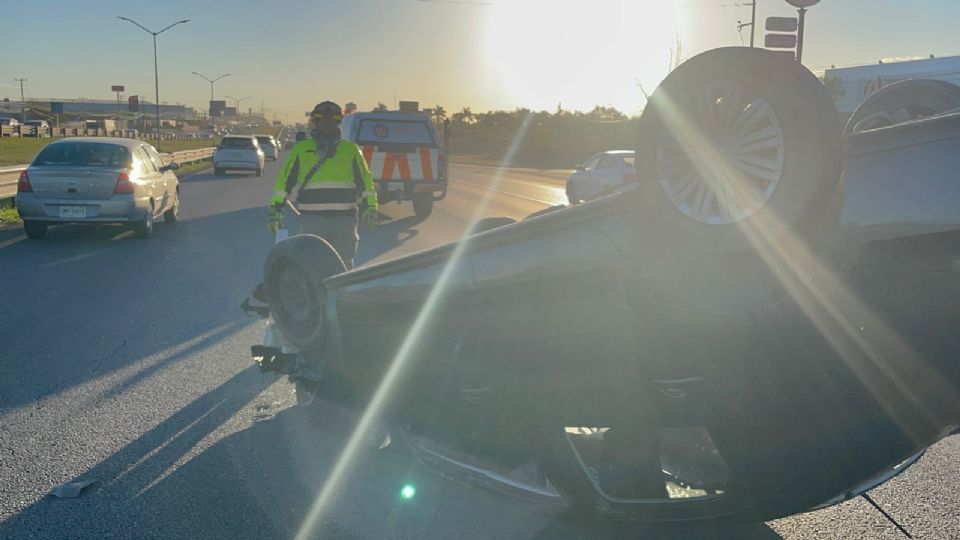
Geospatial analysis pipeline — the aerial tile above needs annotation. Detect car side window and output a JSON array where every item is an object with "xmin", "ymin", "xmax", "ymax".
[
  {"xmin": 583, "ymin": 155, "xmax": 601, "ymax": 170},
  {"xmin": 144, "ymin": 146, "xmax": 166, "ymax": 172},
  {"xmin": 137, "ymin": 147, "xmax": 157, "ymax": 173},
  {"xmin": 598, "ymin": 156, "xmax": 617, "ymax": 170}
]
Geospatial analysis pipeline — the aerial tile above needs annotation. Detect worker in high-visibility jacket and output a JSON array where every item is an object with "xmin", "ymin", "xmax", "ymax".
[{"xmin": 268, "ymin": 101, "xmax": 379, "ymax": 268}]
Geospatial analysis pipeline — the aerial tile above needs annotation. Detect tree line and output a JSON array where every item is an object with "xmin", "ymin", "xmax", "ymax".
[{"xmin": 371, "ymin": 101, "xmax": 641, "ymax": 168}]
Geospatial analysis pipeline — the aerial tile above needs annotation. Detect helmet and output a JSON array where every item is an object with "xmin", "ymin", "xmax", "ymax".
[{"xmin": 309, "ymin": 101, "xmax": 342, "ymax": 123}]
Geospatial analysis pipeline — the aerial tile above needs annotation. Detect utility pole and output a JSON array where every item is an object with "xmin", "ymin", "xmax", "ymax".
[
  {"xmin": 737, "ymin": 1, "xmax": 758, "ymax": 47},
  {"xmin": 15, "ymin": 78, "xmax": 27, "ymax": 123},
  {"xmin": 796, "ymin": 6, "xmax": 807, "ymax": 62},
  {"xmin": 117, "ymin": 16, "xmax": 190, "ymax": 151}
]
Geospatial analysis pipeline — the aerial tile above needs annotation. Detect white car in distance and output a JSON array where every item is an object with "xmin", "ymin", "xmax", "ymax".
[
  {"xmin": 565, "ymin": 150, "xmax": 637, "ymax": 204},
  {"xmin": 213, "ymin": 135, "xmax": 265, "ymax": 177}
]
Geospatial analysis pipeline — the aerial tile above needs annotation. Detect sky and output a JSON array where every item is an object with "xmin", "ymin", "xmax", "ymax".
[{"xmin": 2, "ymin": 0, "xmax": 958, "ymax": 120}]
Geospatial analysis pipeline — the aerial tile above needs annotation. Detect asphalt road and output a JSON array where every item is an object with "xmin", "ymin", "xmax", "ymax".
[{"xmin": 1, "ymin": 154, "xmax": 958, "ymax": 539}]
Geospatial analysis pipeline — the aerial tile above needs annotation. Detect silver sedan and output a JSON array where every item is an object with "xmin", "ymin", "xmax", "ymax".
[{"xmin": 15, "ymin": 137, "xmax": 181, "ymax": 239}]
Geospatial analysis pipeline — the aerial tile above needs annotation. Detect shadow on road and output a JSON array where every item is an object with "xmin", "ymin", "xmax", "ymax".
[
  {"xmin": 3, "ymin": 382, "xmax": 784, "ymax": 539},
  {"xmin": 356, "ymin": 214, "xmax": 427, "ymax": 265},
  {"xmin": 0, "ymin": 367, "xmax": 281, "ymax": 540},
  {"xmin": 0, "ymin": 207, "xmax": 273, "ymax": 413}
]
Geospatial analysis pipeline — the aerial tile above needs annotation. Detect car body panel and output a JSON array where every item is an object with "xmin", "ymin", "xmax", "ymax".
[{"xmin": 307, "ymin": 111, "xmax": 960, "ymax": 521}]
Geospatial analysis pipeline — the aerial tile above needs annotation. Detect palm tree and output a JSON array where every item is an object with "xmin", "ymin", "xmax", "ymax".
[
  {"xmin": 373, "ymin": 102, "xmax": 388, "ymax": 112},
  {"xmin": 432, "ymin": 105, "xmax": 447, "ymax": 122},
  {"xmin": 459, "ymin": 107, "xmax": 474, "ymax": 124}
]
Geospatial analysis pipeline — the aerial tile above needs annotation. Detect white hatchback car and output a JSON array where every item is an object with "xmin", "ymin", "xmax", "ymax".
[
  {"xmin": 565, "ymin": 150, "xmax": 637, "ymax": 204},
  {"xmin": 213, "ymin": 135, "xmax": 265, "ymax": 176}
]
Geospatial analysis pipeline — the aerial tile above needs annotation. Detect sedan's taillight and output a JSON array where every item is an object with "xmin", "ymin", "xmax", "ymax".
[
  {"xmin": 114, "ymin": 171, "xmax": 135, "ymax": 194},
  {"xmin": 17, "ymin": 170, "xmax": 32, "ymax": 193}
]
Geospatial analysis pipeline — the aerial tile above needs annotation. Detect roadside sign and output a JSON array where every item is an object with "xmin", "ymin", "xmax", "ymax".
[
  {"xmin": 785, "ymin": 0, "xmax": 820, "ymax": 6},
  {"xmin": 111, "ymin": 85, "xmax": 125, "ymax": 92},
  {"xmin": 766, "ymin": 17, "xmax": 798, "ymax": 32},
  {"xmin": 765, "ymin": 33, "xmax": 798, "ymax": 49}
]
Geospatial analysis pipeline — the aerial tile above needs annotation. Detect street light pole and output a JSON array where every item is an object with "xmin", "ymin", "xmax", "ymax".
[
  {"xmin": 117, "ymin": 16, "xmax": 190, "ymax": 151},
  {"xmin": 14, "ymin": 78, "xmax": 27, "ymax": 123},
  {"xmin": 191, "ymin": 72, "xmax": 232, "ymax": 101},
  {"xmin": 225, "ymin": 95, "xmax": 251, "ymax": 117}
]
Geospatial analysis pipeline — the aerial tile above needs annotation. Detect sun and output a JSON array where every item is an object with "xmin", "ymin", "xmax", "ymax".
[{"xmin": 483, "ymin": 0, "xmax": 680, "ymax": 114}]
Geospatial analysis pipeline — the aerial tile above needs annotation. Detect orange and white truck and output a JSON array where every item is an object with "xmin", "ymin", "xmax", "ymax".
[{"xmin": 341, "ymin": 107, "xmax": 449, "ymax": 218}]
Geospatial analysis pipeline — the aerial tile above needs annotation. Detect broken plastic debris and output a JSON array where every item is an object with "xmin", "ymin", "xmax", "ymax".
[{"xmin": 51, "ymin": 480, "xmax": 96, "ymax": 499}]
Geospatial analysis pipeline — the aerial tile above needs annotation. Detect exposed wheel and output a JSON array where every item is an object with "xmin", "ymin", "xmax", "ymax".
[
  {"xmin": 23, "ymin": 221, "xmax": 47, "ymax": 239},
  {"xmin": 473, "ymin": 217, "xmax": 516, "ymax": 234},
  {"xmin": 214, "ymin": 167, "xmax": 224, "ymax": 177},
  {"xmin": 263, "ymin": 234, "xmax": 347, "ymax": 352},
  {"xmin": 413, "ymin": 195, "xmax": 434, "ymax": 218},
  {"xmin": 133, "ymin": 208, "xmax": 154, "ymax": 238},
  {"xmin": 163, "ymin": 192, "xmax": 180, "ymax": 223},
  {"xmin": 565, "ymin": 180, "xmax": 580, "ymax": 204},
  {"xmin": 845, "ymin": 78, "xmax": 960, "ymax": 134},
  {"xmin": 636, "ymin": 47, "xmax": 842, "ymax": 256}
]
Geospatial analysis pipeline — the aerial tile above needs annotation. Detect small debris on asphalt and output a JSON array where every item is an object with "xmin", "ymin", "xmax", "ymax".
[{"xmin": 50, "ymin": 480, "xmax": 96, "ymax": 499}]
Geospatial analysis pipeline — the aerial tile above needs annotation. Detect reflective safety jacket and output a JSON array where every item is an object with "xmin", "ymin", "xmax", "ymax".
[{"xmin": 271, "ymin": 138, "xmax": 377, "ymax": 213}]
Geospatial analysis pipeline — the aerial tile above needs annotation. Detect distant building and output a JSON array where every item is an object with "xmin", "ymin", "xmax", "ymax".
[{"xmin": 824, "ymin": 55, "xmax": 960, "ymax": 115}]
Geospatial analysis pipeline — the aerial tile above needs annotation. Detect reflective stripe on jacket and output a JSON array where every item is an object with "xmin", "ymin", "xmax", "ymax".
[{"xmin": 271, "ymin": 138, "xmax": 377, "ymax": 212}]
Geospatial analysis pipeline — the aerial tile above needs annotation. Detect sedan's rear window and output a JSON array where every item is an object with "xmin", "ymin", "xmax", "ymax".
[
  {"xmin": 220, "ymin": 137, "xmax": 255, "ymax": 149},
  {"xmin": 32, "ymin": 142, "xmax": 131, "ymax": 168},
  {"xmin": 357, "ymin": 120, "xmax": 437, "ymax": 146},
  {"xmin": 256, "ymin": 137, "xmax": 275, "ymax": 147}
]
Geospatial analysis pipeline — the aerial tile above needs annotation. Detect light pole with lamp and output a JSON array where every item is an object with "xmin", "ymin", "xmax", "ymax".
[
  {"xmin": 225, "ymin": 95, "xmax": 251, "ymax": 118},
  {"xmin": 191, "ymin": 72, "xmax": 231, "ymax": 101},
  {"xmin": 116, "ymin": 16, "xmax": 190, "ymax": 151}
]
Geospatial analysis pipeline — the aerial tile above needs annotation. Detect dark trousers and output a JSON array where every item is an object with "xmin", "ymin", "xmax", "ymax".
[{"xmin": 298, "ymin": 211, "xmax": 359, "ymax": 269}]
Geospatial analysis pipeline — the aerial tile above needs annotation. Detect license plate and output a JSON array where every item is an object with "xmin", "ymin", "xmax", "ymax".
[
  {"xmin": 388, "ymin": 182, "xmax": 404, "ymax": 191},
  {"xmin": 59, "ymin": 206, "xmax": 86, "ymax": 219}
]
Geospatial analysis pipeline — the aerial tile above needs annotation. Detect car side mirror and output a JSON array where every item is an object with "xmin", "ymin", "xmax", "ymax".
[{"xmin": 161, "ymin": 162, "xmax": 180, "ymax": 172}]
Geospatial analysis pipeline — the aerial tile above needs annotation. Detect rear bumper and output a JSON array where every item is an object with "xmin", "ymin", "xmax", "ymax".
[
  {"xmin": 375, "ymin": 179, "xmax": 447, "ymax": 202},
  {"xmin": 16, "ymin": 192, "xmax": 147, "ymax": 222},
  {"xmin": 215, "ymin": 160, "xmax": 260, "ymax": 170}
]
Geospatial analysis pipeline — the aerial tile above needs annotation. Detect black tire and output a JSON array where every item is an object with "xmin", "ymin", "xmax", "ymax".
[
  {"xmin": 472, "ymin": 217, "xmax": 517, "ymax": 234},
  {"xmin": 565, "ymin": 180, "xmax": 580, "ymax": 204},
  {"xmin": 412, "ymin": 195, "xmax": 434, "ymax": 218},
  {"xmin": 214, "ymin": 167, "xmax": 224, "ymax": 177},
  {"xmin": 23, "ymin": 221, "xmax": 47, "ymax": 239},
  {"xmin": 844, "ymin": 78, "xmax": 960, "ymax": 134},
  {"xmin": 133, "ymin": 208, "xmax": 154, "ymax": 239},
  {"xmin": 263, "ymin": 234, "xmax": 347, "ymax": 352},
  {"xmin": 635, "ymin": 47, "xmax": 843, "ymax": 256},
  {"xmin": 163, "ymin": 192, "xmax": 180, "ymax": 223}
]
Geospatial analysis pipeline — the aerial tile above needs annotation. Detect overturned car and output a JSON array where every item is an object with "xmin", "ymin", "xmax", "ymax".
[{"xmin": 249, "ymin": 48, "xmax": 960, "ymax": 524}]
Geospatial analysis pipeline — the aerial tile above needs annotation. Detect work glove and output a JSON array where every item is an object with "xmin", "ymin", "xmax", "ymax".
[
  {"xmin": 267, "ymin": 205, "xmax": 283, "ymax": 234},
  {"xmin": 360, "ymin": 207, "xmax": 380, "ymax": 231}
]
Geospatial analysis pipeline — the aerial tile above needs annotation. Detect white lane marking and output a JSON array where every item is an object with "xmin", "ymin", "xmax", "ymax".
[
  {"xmin": 455, "ymin": 178, "xmax": 565, "ymax": 206},
  {"xmin": 0, "ymin": 233, "xmax": 26, "ymax": 249},
  {"xmin": 39, "ymin": 247, "xmax": 109, "ymax": 269}
]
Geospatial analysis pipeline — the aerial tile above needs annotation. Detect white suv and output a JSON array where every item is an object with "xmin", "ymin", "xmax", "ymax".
[{"xmin": 213, "ymin": 135, "xmax": 265, "ymax": 176}]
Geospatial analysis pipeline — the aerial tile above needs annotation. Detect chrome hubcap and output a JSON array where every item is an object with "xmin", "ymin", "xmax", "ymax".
[{"xmin": 656, "ymin": 81, "xmax": 785, "ymax": 225}]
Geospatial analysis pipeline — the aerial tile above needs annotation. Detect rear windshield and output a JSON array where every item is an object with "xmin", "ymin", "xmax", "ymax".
[
  {"xmin": 32, "ymin": 142, "xmax": 131, "ymax": 168},
  {"xmin": 356, "ymin": 120, "xmax": 437, "ymax": 146},
  {"xmin": 256, "ymin": 136, "xmax": 274, "ymax": 146},
  {"xmin": 220, "ymin": 137, "xmax": 255, "ymax": 149},
  {"xmin": 622, "ymin": 155, "xmax": 635, "ymax": 167}
]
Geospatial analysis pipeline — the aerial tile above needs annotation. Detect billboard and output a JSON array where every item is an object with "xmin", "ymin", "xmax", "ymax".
[
  {"xmin": 209, "ymin": 100, "xmax": 227, "ymax": 117},
  {"xmin": 111, "ymin": 85, "xmax": 125, "ymax": 92},
  {"xmin": 128, "ymin": 95, "xmax": 140, "ymax": 112}
]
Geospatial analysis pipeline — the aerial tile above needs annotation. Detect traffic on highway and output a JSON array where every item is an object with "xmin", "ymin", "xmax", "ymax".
[{"xmin": 3, "ymin": 1, "xmax": 960, "ymax": 539}]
